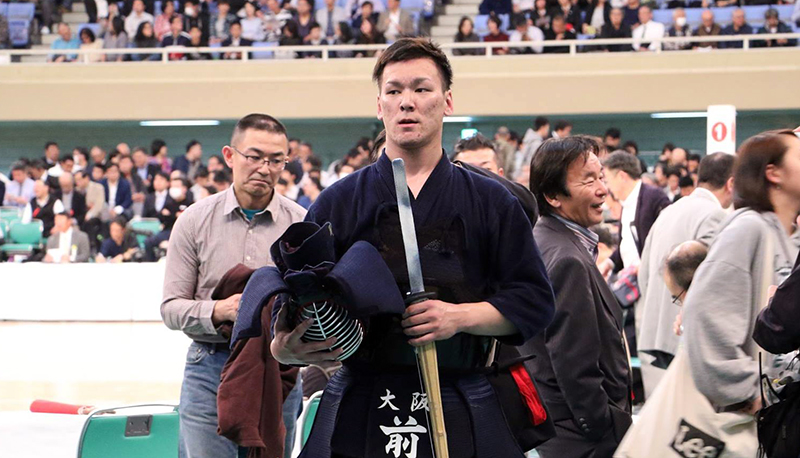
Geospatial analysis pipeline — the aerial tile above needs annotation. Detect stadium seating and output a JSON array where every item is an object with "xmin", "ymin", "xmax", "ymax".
[
  {"xmin": 0, "ymin": 220, "xmax": 44, "ymax": 258},
  {"xmin": 252, "ymin": 40, "xmax": 279, "ymax": 59},
  {"xmin": 6, "ymin": 2, "xmax": 35, "ymax": 48}
]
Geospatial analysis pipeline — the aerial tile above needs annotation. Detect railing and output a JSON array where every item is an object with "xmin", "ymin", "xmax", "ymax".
[{"xmin": 1, "ymin": 33, "xmax": 799, "ymax": 63}]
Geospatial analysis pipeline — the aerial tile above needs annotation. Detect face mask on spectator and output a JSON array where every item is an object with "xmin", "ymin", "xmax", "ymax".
[
  {"xmin": 675, "ymin": 17, "xmax": 686, "ymax": 27},
  {"xmin": 169, "ymin": 186, "xmax": 185, "ymax": 200},
  {"xmin": 185, "ymin": 6, "xmax": 195, "ymax": 15}
]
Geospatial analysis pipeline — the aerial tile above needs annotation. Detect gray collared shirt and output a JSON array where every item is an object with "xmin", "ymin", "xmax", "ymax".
[{"xmin": 161, "ymin": 185, "xmax": 306, "ymax": 342}]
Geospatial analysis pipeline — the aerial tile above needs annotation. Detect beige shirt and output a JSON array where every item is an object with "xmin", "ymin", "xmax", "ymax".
[
  {"xmin": 161, "ymin": 185, "xmax": 306, "ymax": 342},
  {"xmin": 84, "ymin": 181, "xmax": 106, "ymax": 219}
]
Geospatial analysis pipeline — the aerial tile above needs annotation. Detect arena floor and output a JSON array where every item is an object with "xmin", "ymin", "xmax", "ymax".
[{"xmin": 0, "ymin": 321, "xmax": 188, "ymax": 412}]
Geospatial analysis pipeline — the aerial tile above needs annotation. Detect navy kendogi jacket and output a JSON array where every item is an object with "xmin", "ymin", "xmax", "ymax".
[{"xmin": 295, "ymin": 151, "xmax": 555, "ymax": 458}]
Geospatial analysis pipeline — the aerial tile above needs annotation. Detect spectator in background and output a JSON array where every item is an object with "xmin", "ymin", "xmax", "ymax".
[
  {"xmin": 143, "ymin": 171, "xmax": 170, "ymax": 219},
  {"xmin": 297, "ymin": 176, "xmax": 323, "ymax": 209},
  {"xmin": 119, "ymin": 155, "xmax": 147, "ymax": 217},
  {"xmin": 315, "ymin": 0, "xmax": 349, "ymax": 41},
  {"xmin": 182, "ymin": 0, "xmax": 210, "ymax": 46},
  {"xmin": 0, "ymin": 11, "xmax": 9, "ymax": 49},
  {"xmin": 4, "ymin": 164, "xmax": 36, "ymax": 208},
  {"xmin": 483, "ymin": 15, "xmax": 510, "ymax": 55},
  {"xmin": 240, "ymin": 1, "xmax": 266, "ymax": 41},
  {"xmin": 72, "ymin": 147, "xmax": 89, "ymax": 172},
  {"xmin": 479, "ymin": 0, "xmax": 512, "ymax": 15},
  {"xmin": 687, "ymin": 153, "xmax": 701, "ymax": 174},
  {"xmin": 48, "ymin": 23, "xmax": 81, "ymax": 63},
  {"xmin": 553, "ymin": 119, "xmax": 573, "ymax": 138},
  {"xmin": 674, "ymin": 174, "xmax": 695, "ymax": 201},
  {"xmin": 354, "ymin": 18, "xmax": 385, "ymax": 57},
  {"xmin": 44, "ymin": 211, "xmax": 91, "ymax": 263},
  {"xmin": 79, "ymin": 27, "xmax": 104, "ymax": 63},
  {"xmin": 453, "ymin": 16, "xmax": 482, "ymax": 56},
  {"xmin": 518, "ymin": 116, "xmax": 550, "ymax": 173},
  {"xmin": 210, "ymin": 0, "xmax": 238, "ymax": 44},
  {"xmin": 90, "ymin": 146, "xmax": 108, "ymax": 170},
  {"xmin": 665, "ymin": 7, "xmax": 693, "ymax": 51},
  {"xmin": 150, "ymin": 139, "xmax": 172, "ymax": 173},
  {"xmin": 280, "ymin": 161, "xmax": 303, "ymax": 201},
  {"xmin": 377, "ymin": 0, "xmax": 414, "ymax": 41},
  {"xmin": 351, "ymin": 1, "xmax": 379, "ymax": 31},
  {"xmin": 173, "ymin": 140, "xmax": 204, "ymax": 181},
  {"xmin": 102, "ymin": 163, "xmax": 133, "ymax": 220},
  {"xmin": 58, "ymin": 172, "xmax": 87, "ymax": 225},
  {"xmin": 623, "ymin": 0, "xmax": 640, "ymax": 28},
  {"xmin": 101, "ymin": 16, "xmax": 129, "ymax": 62},
  {"xmin": 754, "ymin": 8, "xmax": 798, "ymax": 48},
  {"xmin": 599, "ymin": 7, "xmax": 631, "ymax": 51},
  {"xmin": 583, "ymin": 0, "xmax": 611, "ymax": 35},
  {"xmin": 212, "ymin": 168, "xmax": 233, "ymax": 192},
  {"xmin": 529, "ymin": 0, "xmax": 551, "ymax": 30},
  {"xmin": 793, "ymin": 0, "xmax": 800, "ymax": 28},
  {"xmin": 513, "ymin": 0, "xmax": 533, "ymax": 14},
  {"xmin": 43, "ymin": 142, "xmax": 60, "ymax": 167},
  {"xmin": 161, "ymin": 14, "xmax": 192, "ymax": 61},
  {"xmin": 543, "ymin": 15, "xmax": 577, "ymax": 53},
  {"xmin": 97, "ymin": 217, "xmax": 140, "ymax": 263},
  {"xmin": 133, "ymin": 21, "xmax": 161, "ymax": 61},
  {"xmin": 509, "ymin": 13, "xmax": 544, "ymax": 54},
  {"xmin": 604, "ymin": 128, "xmax": 621, "ymax": 151},
  {"xmin": 665, "ymin": 167, "xmax": 681, "ymax": 201},
  {"xmin": 190, "ymin": 166, "xmax": 211, "ymax": 200},
  {"xmin": 719, "ymin": 8, "xmax": 753, "ymax": 49},
  {"xmin": 155, "ymin": 0, "xmax": 180, "ymax": 40},
  {"xmin": 222, "ymin": 21, "xmax": 254, "ymax": 59},
  {"xmin": 345, "ymin": 0, "xmax": 385, "ymax": 17},
  {"xmin": 669, "ymin": 146, "xmax": 688, "ymax": 168},
  {"xmin": 552, "ymin": 0, "xmax": 581, "ymax": 32},
  {"xmin": 294, "ymin": 0, "xmax": 315, "ymax": 41},
  {"xmin": 207, "ymin": 155, "xmax": 227, "ymax": 172},
  {"xmin": 623, "ymin": 140, "xmax": 649, "ymax": 175},
  {"xmin": 22, "ymin": 180, "xmax": 64, "ymax": 237},
  {"xmin": 132, "ymin": 146, "xmax": 157, "ymax": 189},
  {"xmin": 263, "ymin": 0, "xmax": 293, "ymax": 41},
  {"xmin": 453, "ymin": 134, "xmax": 505, "ymax": 176},
  {"xmin": 125, "ymin": 0, "xmax": 154, "ymax": 39},
  {"xmin": 327, "ymin": 21, "xmax": 355, "ymax": 56},
  {"xmin": 632, "ymin": 6, "xmax": 665, "ymax": 52},
  {"xmin": 302, "ymin": 21, "xmax": 324, "ymax": 51},
  {"xmin": 693, "ymin": 9, "xmax": 721, "ymax": 49},
  {"xmin": 145, "ymin": 176, "xmax": 193, "ymax": 261}
]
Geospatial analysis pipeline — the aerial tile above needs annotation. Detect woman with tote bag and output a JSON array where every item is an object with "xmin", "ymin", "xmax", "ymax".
[{"xmin": 615, "ymin": 130, "xmax": 800, "ymax": 458}]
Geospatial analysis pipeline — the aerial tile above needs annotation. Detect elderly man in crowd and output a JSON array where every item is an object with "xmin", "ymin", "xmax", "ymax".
[{"xmin": 44, "ymin": 210, "xmax": 91, "ymax": 263}]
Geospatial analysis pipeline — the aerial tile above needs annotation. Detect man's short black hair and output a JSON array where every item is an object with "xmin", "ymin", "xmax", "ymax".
[
  {"xmin": 554, "ymin": 120, "xmax": 572, "ymax": 132},
  {"xmin": 603, "ymin": 151, "xmax": 642, "ymax": 179},
  {"xmin": 373, "ymin": 37, "xmax": 453, "ymax": 92},
  {"xmin": 666, "ymin": 167, "xmax": 682, "ymax": 179},
  {"xmin": 534, "ymin": 116, "xmax": 549, "ymax": 130},
  {"xmin": 45, "ymin": 141, "xmax": 58, "ymax": 150},
  {"xmin": 213, "ymin": 169, "xmax": 233, "ymax": 184},
  {"xmin": 284, "ymin": 161, "xmax": 303, "ymax": 183},
  {"xmin": 195, "ymin": 165, "xmax": 209, "ymax": 178},
  {"xmin": 30, "ymin": 159, "xmax": 46, "ymax": 170},
  {"xmin": 154, "ymin": 171, "xmax": 170, "ymax": 182},
  {"xmin": 604, "ymin": 128, "xmax": 621, "ymax": 139},
  {"xmin": 186, "ymin": 140, "xmax": 201, "ymax": 152},
  {"xmin": 688, "ymin": 153, "xmax": 701, "ymax": 163},
  {"xmin": 309, "ymin": 21, "xmax": 321, "ymax": 30},
  {"xmin": 231, "ymin": 113, "xmax": 288, "ymax": 146},
  {"xmin": 230, "ymin": 19, "xmax": 242, "ymax": 27},
  {"xmin": 11, "ymin": 162, "xmax": 27, "ymax": 173},
  {"xmin": 697, "ymin": 152, "xmax": 734, "ymax": 189},
  {"xmin": 453, "ymin": 133, "xmax": 496, "ymax": 154},
  {"xmin": 623, "ymin": 140, "xmax": 639, "ymax": 155},
  {"xmin": 75, "ymin": 170, "xmax": 89, "ymax": 179},
  {"xmin": 151, "ymin": 139, "xmax": 167, "ymax": 156},
  {"xmin": 529, "ymin": 135, "xmax": 602, "ymax": 216},
  {"xmin": 678, "ymin": 175, "xmax": 694, "ymax": 188},
  {"xmin": 59, "ymin": 154, "xmax": 74, "ymax": 164}
]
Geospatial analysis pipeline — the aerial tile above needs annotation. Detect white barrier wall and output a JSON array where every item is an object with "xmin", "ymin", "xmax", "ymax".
[{"xmin": 0, "ymin": 263, "xmax": 166, "ymax": 321}]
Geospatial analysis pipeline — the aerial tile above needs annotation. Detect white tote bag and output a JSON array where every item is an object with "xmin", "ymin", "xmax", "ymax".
[{"xmin": 615, "ymin": 233, "xmax": 776, "ymax": 458}]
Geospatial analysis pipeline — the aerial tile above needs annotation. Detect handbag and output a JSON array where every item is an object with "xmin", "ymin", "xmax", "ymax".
[{"xmin": 757, "ymin": 355, "xmax": 800, "ymax": 458}]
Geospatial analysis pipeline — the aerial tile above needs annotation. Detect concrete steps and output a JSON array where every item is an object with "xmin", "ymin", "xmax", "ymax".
[{"xmin": 443, "ymin": 4, "xmax": 478, "ymax": 15}]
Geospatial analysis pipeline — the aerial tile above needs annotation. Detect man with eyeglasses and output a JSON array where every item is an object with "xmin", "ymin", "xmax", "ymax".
[{"xmin": 161, "ymin": 113, "xmax": 307, "ymax": 458}]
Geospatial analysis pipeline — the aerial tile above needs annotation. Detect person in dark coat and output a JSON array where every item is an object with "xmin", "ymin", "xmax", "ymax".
[
  {"xmin": 526, "ymin": 136, "xmax": 632, "ymax": 458},
  {"xmin": 599, "ymin": 7, "xmax": 631, "ymax": 52}
]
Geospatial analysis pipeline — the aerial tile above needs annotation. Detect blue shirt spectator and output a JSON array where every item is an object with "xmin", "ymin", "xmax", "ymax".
[{"xmin": 49, "ymin": 23, "xmax": 81, "ymax": 62}]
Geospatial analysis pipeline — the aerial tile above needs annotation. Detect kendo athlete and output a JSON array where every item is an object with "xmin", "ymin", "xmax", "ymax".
[{"xmin": 270, "ymin": 38, "xmax": 556, "ymax": 458}]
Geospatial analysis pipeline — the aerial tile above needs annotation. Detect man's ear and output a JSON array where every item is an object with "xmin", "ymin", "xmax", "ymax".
[
  {"xmin": 377, "ymin": 93, "xmax": 384, "ymax": 122},
  {"xmin": 222, "ymin": 146, "xmax": 235, "ymax": 170},
  {"xmin": 544, "ymin": 193, "xmax": 561, "ymax": 210},
  {"xmin": 444, "ymin": 90, "xmax": 454, "ymax": 117}
]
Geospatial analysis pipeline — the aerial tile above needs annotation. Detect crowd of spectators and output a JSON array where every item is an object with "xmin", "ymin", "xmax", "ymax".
[
  {"xmin": 30, "ymin": 0, "xmax": 424, "ymax": 61},
  {"xmin": 467, "ymin": 0, "xmax": 800, "ymax": 53},
  {"xmin": 0, "ymin": 135, "xmax": 372, "ymax": 262}
]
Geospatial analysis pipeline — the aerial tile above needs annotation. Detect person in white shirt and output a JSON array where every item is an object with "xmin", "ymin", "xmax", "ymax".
[
  {"xmin": 632, "ymin": 5, "xmax": 665, "ymax": 51},
  {"xmin": 508, "ymin": 14, "xmax": 544, "ymax": 53},
  {"xmin": 125, "ymin": 0, "xmax": 154, "ymax": 40}
]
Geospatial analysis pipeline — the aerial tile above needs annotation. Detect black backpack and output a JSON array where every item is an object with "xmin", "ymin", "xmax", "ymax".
[{"xmin": 757, "ymin": 355, "xmax": 800, "ymax": 458}]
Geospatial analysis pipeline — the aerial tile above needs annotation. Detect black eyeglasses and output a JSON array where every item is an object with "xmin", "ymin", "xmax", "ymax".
[
  {"xmin": 671, "ymin": 289, "xmax": 685, "ymax": 305},
  {"xmin": 230, "ymin": 145, "xmax": 288, "ymax": 170}
]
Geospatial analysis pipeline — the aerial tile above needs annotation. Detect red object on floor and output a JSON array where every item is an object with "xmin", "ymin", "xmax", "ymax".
[
  {"xmin": 510, "ymin": 363, "xmax": 548, "ymax": 426},
  {"xmin": 30, "ymin": 400, "xmax": 89, "ymax": 415}
]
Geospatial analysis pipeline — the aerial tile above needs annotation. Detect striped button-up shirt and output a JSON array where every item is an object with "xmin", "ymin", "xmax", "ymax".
[
  {"xmin": 553, "ymin": 214, "xmax": 600, "ymax": 262},
  {"xmin": 161, "ymin": 185, "xmax": 306, "ymax": 343}
]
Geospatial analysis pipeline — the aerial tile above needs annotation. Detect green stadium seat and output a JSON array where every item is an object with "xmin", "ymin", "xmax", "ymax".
[
  {"xmin": 77, "ymin": 405, "xmax": 179, "ymax": 458},
  {"xmin": 292, "ymin": 391, "xmax": 323, "ymax": 457},
  {"xmin": 0, "ymin": 220, "xmax": 43, "ymax": 256}
]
